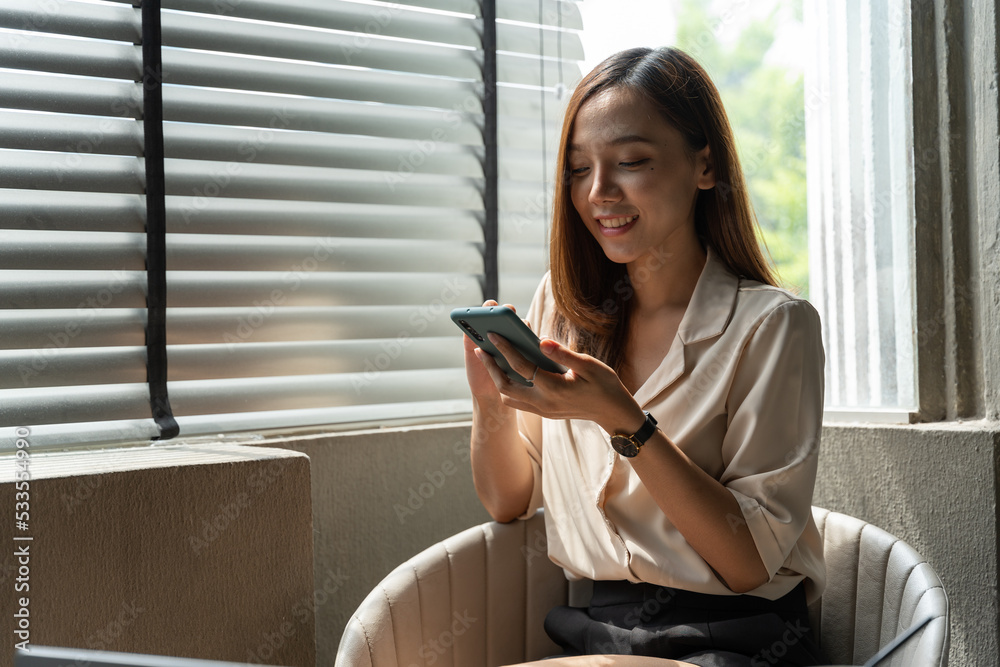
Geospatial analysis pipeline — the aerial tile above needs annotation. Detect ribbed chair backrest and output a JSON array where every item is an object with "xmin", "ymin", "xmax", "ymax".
[
  {"xmin": 337, "ymin": 509, "xmax": 949, "ymax": 667},
  {"xmin": 810, "ymin": 507, "xmax": 949, "ymax": 666},
  {"xmin": 336, "ymin": 511, "xmax": 566, "ymax": 667}
]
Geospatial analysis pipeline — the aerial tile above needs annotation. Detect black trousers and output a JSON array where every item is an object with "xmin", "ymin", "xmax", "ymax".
[{"xmin": 543, "ymin": 581, "xmax": 828, "ymax": 667}]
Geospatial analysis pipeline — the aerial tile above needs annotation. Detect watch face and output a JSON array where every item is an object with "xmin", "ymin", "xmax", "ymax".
[{"xmin": 610, "ymin": 434, "xmax": 640, "ymax": 458}]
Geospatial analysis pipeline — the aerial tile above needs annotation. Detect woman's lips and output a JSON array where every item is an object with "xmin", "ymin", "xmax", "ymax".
[{"xmin": 596, "ymin": 215, "xmax": 637, "ymax": 235}]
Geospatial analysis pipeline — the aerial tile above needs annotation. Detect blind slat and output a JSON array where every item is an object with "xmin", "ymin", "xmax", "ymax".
[
  {"xmin": 0, "ymin": 151, "xmax": 485, "ymax": 205},
  {"xmin": 0, "ymin": 0, "xmax": 139, "ymax": 42},
  {"xmin": 0, "ymin": 306, "xmax": 463, "ymax": 349},
  {"xmin": 0, "ymin": 70, "xmax": 141, "ymax": 118},
  {"xmin": 163, "ymin": 86, "xmax": 485, "ymax": 142},
  {"xmin": 499, "ymin": 0, "xmax": 583, "ymax": 30},
  {"xmin": 0, "ymin": 190, "xmax": 482, "ymax": 240},
  {"xmin": 3, "ymin": 231, "xmax": 484, "ymax": 272},
  {"xmin": 0, "ymin": 110, "xmax": 141, "ymax": 156},
  {"xmin": 1, "ymin": 271, "xmax": 483, "ymax": 309},
  {"xmin": 0, "ymin": 29, "xmax": 140, "ymax": 79},
  {"xmin": 1, "ymin": 337, "xmax": 464, "ymax": 389},
  {"xmin": 164, "ymin": 159, "xmax": 485, "ymax": 207},
  {"xmin": 1, "ymin": 347, "xmax": 147, "ymax": 390},
  {"xmin": 2, "ymin": 230, "xmax": 143, "ymax": 270},
  {"xmin": 168, "ymin": 368, "xmax": 471, "ymax": 415},
  {"xmin": 160, "ymin": 0, "xmax": 481, "ymax": 47},
  {"xmin": 498, "ymin": 52, "xmax": 582, "ymax": 88},
  {"xmin": 0, "ymin": 149, "xmax": 143, "ymax": 193},
  {"xmin": 163, "ymin": 48, "xmax": 482, "ymax": 110},
  {"xmin": 164, "ymin": 123, "xmax": 482, "ymax": 175},
  {"xmin": 497, "ymin": 23, "xmax": 584, "ymax": 60},
  {"xmin": 162, "ymin": 10, "xmax": 482, "ymax": 80},
  {"xmin": 1, "ymin": 382, "xmax": 150, "ymax": 427},
  {"xmin": 0, "ymin": 369, "xmax": 473, "ymax": 427},
  {"xmin": 167, "ymin": 339, "xmax": 464, "ymax": 381}
]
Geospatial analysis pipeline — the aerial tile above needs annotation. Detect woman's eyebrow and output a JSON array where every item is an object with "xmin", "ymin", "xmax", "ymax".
[
  {"xmin": 610, "ymin": 134, "xmax": 655, "ymax": 146},
  {"xmin": 568, "ymin": 135, "xmax": 655, "ymax": 152}
]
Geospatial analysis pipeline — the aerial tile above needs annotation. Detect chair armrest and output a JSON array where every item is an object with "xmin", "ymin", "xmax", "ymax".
[{"xmin": 337, "ymin": 511, "xmax": 568, "ymax": 667}]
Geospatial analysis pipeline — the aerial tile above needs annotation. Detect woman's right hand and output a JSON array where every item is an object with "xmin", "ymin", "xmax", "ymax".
[
  {"xmin": 463, "ymin": 299, "xmax": 537, "ymax": 522},
  {"xmin": 462, "ymin": 299, "xmax": 518, "ymax": 403}
]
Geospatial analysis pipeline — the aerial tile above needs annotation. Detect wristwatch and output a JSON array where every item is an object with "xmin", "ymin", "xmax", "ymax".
[{"xmin": 609, "ymin": 411, "xmax": 658, "ymax": 458}]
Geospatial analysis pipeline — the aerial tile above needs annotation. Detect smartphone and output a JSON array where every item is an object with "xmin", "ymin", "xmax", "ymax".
[{"xmin": 451, "ymin": 306, "xmax": 567, "ymax": 385}]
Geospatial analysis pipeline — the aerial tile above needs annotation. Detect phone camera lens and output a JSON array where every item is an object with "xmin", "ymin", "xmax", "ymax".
[{"xmin": 459, "ymin": 320, "xmax": 484, "ymax": 342}]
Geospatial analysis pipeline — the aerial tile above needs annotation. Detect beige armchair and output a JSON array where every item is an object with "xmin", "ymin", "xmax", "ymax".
[{"xmin": 336, "ymin": 508, "xmax": 948, "ymax": 667}]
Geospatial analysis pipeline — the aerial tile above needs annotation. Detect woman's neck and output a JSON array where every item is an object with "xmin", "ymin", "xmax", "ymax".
[{"xmin": 627, "ymin": 234, "xmax": 707, "ymax": 316}]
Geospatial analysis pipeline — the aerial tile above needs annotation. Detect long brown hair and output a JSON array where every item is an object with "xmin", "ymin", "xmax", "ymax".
[{"xmin": 549, "ymin": 47, "xmax": 778, "ymax": 371}]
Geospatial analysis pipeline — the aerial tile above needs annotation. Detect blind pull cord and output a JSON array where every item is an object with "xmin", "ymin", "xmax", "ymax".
[
  {"xmin": 482, "ymin": 0, "xmax": 499, "ymax": 302},
  {"xmin": 141, "ymin": 0, "xmax": 179, "ymax": 440}
]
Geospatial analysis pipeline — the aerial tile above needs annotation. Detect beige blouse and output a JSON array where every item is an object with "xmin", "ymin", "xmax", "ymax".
[{"xmin": 516, "ymin": 249, "xmax": 826, "ymax": 603}]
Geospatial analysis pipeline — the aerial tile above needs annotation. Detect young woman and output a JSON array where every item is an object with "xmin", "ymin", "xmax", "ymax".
[{"xmin": 464, "ymin": 47, "xmax": 827, "ymax": 667}]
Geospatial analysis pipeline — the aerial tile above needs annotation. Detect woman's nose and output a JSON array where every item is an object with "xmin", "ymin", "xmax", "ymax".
[{"xmin": 588, "ymin": 168, "xmax": 621, "ymax": 204}]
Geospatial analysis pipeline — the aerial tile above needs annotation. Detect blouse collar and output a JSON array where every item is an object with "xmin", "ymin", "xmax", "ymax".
[
  {"xmin": 676, "ymin": 246, "xmax": 740, "ymax": 345},
  {"xmin": 632, "ymin": 246, "xmax": 740, "ymax": 407}
]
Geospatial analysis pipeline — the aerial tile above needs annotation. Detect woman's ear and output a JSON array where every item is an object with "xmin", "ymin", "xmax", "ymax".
[{"xmin": 695, "ymin": 144, "xmax": 716, "ymax": 190}]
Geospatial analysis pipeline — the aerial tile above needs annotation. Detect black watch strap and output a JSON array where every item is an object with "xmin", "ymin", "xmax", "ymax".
[{"xmin": 633, "ymin": 411, "xmax": 658, "ymax": 445}]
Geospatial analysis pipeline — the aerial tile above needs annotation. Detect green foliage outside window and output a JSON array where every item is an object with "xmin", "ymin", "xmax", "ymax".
[{"xmin": 675, "ymin": 0, "xmax": 809, "ymax": 296}]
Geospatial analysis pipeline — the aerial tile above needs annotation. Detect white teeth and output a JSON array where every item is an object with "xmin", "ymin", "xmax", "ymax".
[{"xmin": 598, "ymin": 215, "xmax": 637, "ymax": 228}]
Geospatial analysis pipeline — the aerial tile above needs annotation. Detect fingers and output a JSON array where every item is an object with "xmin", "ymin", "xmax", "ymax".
[
  {"xmin": 487, "ymin": 332, "xmax": 534, "ymax": 382},
  {"xmin": 482, "ymin": 299, "xmax": 532, "ymax": 331},
  {"xmin": 481, "ymin": 299, "xmax": 517, "ymax": 314},
  {"xmin": 474, "ymin": 346, "xmax": 517, "ymax": 389}
]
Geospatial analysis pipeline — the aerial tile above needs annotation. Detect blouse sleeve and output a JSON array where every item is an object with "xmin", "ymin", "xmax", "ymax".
[
  {"xmin": 514, "ymin": 273, "xmax": 551, "ymax": 520},
  {"xmin": 720, "ymin": 298, "xmax": 825, "ymax": 579}
]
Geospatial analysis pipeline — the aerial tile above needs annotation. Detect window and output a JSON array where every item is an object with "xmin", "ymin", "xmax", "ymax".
[
  {"xmin": 804, "ymin": 0, "xmax": 916, "ymax": 419},
  {"xmin": 0, "ymin": 0, "xmax": 584, "ymax": 450},
  {"xmin": 579, "ymin": 0, "xmax": 919, "ymax": 420}
]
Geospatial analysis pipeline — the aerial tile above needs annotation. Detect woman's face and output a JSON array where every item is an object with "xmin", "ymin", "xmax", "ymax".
[{"xmin": 567, "ymin": 87, "xmax": 714, "ymax": 268}]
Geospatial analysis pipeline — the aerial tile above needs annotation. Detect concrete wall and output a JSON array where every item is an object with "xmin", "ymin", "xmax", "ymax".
[
  {"xmin": 267, "ymin": 423, "xmax": 489, "ymax": 665},
  {"xmin": 0, "ymin": 444, "xmax": 316, "ymax": 667},
  {"xmin": 814, "ymin": 423, "xmax": 999, "ymax": 666}
]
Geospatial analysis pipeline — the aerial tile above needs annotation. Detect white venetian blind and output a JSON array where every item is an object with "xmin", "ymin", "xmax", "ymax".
[
  {"xmin": 0, "ymin": 0, "xmax": 158, "ymax": 446},
  {"xmin": 0, "ymin": 0, "xmax": 585, "ymax": 448},
  {"xmin": 805, "ymin": 0, "xmax": 917, "ymax": 416},
  {"xmin": 496, "ymin": 1, "xmax": 583, "ymax": 310}
]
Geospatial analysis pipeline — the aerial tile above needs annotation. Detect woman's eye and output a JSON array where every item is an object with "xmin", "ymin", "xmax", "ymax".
[
  {"xmin": 620, "ymin": 159, "xmax": 649, "ymax": 168},
  {"xmin": 569, "ymin": 166, "xmax": 589, "ymax": 176}
]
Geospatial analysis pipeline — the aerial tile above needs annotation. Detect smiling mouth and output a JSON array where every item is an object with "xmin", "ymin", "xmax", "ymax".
[{"xmin": 598, "ymin": 215, "xmax": 637, "ymax": 229}]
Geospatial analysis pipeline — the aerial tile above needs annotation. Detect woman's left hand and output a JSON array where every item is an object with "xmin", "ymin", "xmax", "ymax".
[{"xmin": 476, "ymin": 334, "xmax": 645, "ymax": 435}]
